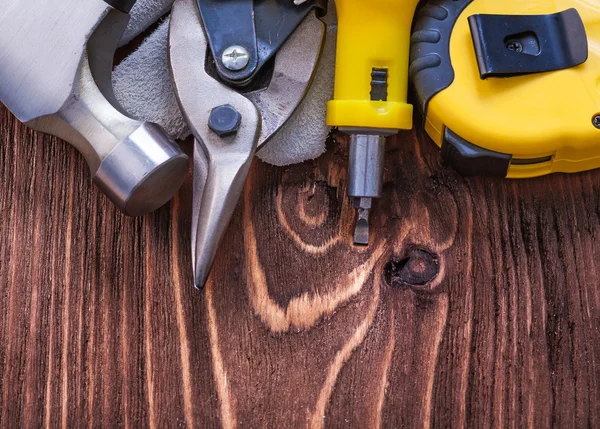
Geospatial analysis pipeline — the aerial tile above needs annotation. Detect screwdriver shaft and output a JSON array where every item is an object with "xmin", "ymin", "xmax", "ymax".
[{"xmin": 347, "ymin": 134, "xmax": 386, "ymax": 245}]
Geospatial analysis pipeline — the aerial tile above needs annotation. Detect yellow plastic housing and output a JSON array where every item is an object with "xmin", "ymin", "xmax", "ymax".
[
  {"xmin": 327, "ymin": 0, "xmax": 420, "ymax": 130},
  {"xmin": 425, "ymin": 0, "xmax": 600, "ymax": 178}
]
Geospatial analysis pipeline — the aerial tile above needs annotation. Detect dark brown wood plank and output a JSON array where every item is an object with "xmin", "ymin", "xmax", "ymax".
[{"xmin": 0, "ymin": 104, "xmax": 599, "ymax": 428}]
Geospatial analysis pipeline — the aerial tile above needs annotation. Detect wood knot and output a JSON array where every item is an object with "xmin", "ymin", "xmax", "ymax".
[{"xmin": 384, "ymin": 249, "xmax": 439, "ymax": 288}]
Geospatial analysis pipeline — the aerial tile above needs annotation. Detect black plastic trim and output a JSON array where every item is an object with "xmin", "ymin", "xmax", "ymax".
[
  {"xmin": 410, "ymin": 0, "xmax": 474, "ymax": 116},
  {"xmin": 370, "ymin": 68, "xmax": 389, "ymax": 101},
  {"xmin": 104, "ymin": 0, "xmax": 136, "ymax": 13},
  {"xmin": 442, "ymin": 128, "xmax": 511, "ymax": 177},
  {"xmin": 511, "ymin": 156, "xmax": 553, "ymax": 165}
]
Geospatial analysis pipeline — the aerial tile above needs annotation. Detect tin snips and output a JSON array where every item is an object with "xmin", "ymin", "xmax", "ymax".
[{"xmin": 168, "ymin": 0, "xmax": 327, "ymax": 287}]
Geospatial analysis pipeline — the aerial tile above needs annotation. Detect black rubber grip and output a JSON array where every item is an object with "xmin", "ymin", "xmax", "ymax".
[
  {"xmin": 409, "ymin": 0, "xmax": 473, "ymax": 116},
  {"xmin": 104, "ymin": 0, "xmax": 136, "ymax": 13}
]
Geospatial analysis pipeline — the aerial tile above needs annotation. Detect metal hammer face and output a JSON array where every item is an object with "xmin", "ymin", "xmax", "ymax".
[{"xmin": 0, "ymin": 0, "xmax": 189, "ymax": 216}]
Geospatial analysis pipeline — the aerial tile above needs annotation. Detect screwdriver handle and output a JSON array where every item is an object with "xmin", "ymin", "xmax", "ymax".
[{"xmin": 327, "ymin": 0, "xmax": 420, "ymax": 131}]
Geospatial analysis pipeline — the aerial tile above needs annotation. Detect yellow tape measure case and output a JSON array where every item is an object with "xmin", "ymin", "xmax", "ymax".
[{"xmin": 410, "ymin": 0, "xmax": 599, "ymax": 178}]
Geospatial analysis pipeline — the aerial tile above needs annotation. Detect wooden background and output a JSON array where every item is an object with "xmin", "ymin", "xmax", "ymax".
[{"xmin": 0, "ymin": 104, "xmax": 599, "ymax": 428}]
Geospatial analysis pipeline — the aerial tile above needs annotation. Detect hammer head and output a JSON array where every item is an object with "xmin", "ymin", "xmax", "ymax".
[
  {"xmin": 0, "ymin": 0, "xmax": 189, "ymax": 216},
  {"xmin": 0, "ymin": 0, "xmax": 114, "ymax": 122}
]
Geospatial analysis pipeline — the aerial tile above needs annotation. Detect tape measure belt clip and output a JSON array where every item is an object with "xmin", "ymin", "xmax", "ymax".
[{"xmin": 469, "ymin": 8, "xmax": 589, "ymax": 79}]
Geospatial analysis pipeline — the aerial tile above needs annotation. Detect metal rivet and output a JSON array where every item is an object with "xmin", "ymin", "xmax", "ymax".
[
  {"xmin": 593, "ymin": 115, "xmax": 600, "ymax": 129},
  {"xmin": 208, "ymin": 104, "xmax": 242, "ymax": 137},
  {"xmin": 222, "ymin": 46, "xmax": 250, "ymax": 71}
]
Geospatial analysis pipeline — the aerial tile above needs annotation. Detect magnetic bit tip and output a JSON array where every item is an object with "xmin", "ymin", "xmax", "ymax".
[{"xmin": 353, "ymin": 197, "xmax": 372, "ymax": 246}]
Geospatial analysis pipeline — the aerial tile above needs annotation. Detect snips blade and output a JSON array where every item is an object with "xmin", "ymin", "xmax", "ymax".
[{"xmin": 169, "ymin": 0, "xmax": 325, "ymax": 289}]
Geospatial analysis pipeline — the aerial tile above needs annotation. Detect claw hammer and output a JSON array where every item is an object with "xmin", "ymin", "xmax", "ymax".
[
  {"xmin": 0, "ymin": 0, "xmax": 189, "ymax": 216},
  {"xmin": 327, "ymin": 0, "xmax": 420, "ymax": 244}
]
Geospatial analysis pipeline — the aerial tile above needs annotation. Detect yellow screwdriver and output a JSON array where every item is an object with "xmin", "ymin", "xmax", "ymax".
[{"xmin": 327, "ymin": 0, "xmax": 420, "ymax": 245}]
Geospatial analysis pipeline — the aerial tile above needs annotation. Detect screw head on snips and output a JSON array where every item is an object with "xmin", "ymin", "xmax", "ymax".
[{"xmin": 222, "ymin": 45, "xmax": 250, "ymax": 71}]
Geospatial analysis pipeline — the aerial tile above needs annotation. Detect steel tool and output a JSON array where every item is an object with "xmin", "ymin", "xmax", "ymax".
[
  {"xmin": 0, "ymin": 0, "xmax": 189, "ymax": 216},
  {"xmin": 169, "ymin": 0, "xmax": 326, "ymax": 288},
  {"xmin": 327, "ymin": 0, "xmax": 421, "ymax": 246},
  {"xmin": 411, "ymin": 0, "xmax": 598, "ymax": 179}
]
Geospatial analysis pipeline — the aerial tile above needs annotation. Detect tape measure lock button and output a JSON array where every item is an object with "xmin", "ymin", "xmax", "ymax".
[{"xmin": 441, "ymin": 128, "xmax": 511, "ymax": 177}]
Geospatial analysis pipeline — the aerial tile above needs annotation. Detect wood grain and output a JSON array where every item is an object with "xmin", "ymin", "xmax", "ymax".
[{"xmin": 0, "ymin": 104, "xmax": 599, "ymax": 428}]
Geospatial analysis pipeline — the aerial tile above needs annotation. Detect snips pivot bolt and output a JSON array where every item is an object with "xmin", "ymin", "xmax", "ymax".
[
  {"xmin": 222, "ymin": 46, "xmax": 250, "ymax": 71},
  {"xmin": 208, "ymin": 104, "xmax": 242, "ymax": 137}
]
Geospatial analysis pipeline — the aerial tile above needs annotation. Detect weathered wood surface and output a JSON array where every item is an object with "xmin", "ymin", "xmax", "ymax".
[{"xmin": 0, "ymin": 105, "xmax": 599, "ymax": 428}]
